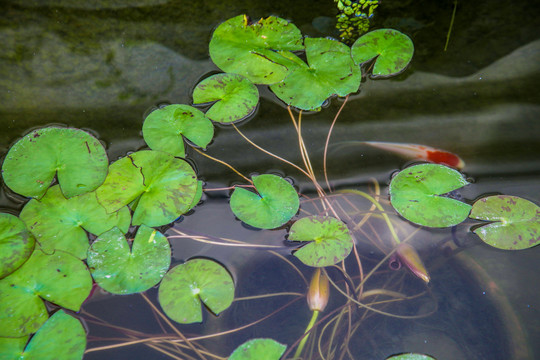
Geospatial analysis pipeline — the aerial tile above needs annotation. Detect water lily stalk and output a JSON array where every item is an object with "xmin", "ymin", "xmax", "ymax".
[{"xmin": 294, "ymin": 268, "xmax": 329, "ymax": 358}]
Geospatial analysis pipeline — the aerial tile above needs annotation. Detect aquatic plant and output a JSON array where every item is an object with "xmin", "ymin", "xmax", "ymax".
[{"xmin": 0, "ymin": 11, "xmax": 538, "ymax": 360}]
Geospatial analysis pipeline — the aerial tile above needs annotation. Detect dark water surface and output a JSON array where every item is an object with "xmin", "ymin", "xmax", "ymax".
[{"xmin": 1, "ymin": 1, "xmax": 539, "ymax": 359}]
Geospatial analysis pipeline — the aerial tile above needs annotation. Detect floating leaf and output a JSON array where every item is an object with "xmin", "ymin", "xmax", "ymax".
[
  {"xmin": 389, "ymin": 164, "xmax": 471, "ymax": 228},
  {"xmin": 158, "ymin": 258, "xmax": 234, "ymax": 324},
  {"xmin": 469, "ymin": 195, "xmax": 540, "ymax": 250},
  {"xmin": 387, "ymin": 354, "xmax": 436, "ymax": 360},
  {"xmin": 192, "ymin": 73, "xmax": 259, "ymax": 123},
  {"xmin": 230, "ymin": 174, "xmax": 299, "ymax": 229},
  {"xmin": 87, "ymin": 226, "xmax": 171, "ymax": 294},
  {"xmin": 270, "ymin": 37, "xmax": 361, "ymax": 110},
  {"xmin": 229, "ymin": 338, "xmax": 287, "ymax": 360},
  {"xmin": 0, "ymin": 336, "xmax": 29, "ymax": 359},
  {"xmin": 13, "ymin": 310, "xmax": 86, "ymax": 360},
  {"xmin": 0, "ymin": 213, "xmax": 35, "ymax": 278},
  {"xmin": 209, "ymin": 15, "xmax": 304, "ymax": 84},
  {"xmin": 19, "ymin": 185, "xmax": 130, "ymax": 260},
  {"xmin": 290, "ymin": 216, "xmax": 353, "ymax": 267},
  {"xmin": 351, "ymin": 28, "xmax": 414, "ymax": 78},
  {"xmin": 96, "ymin": 150, "xmax": 198, "ymax": 227},
  {"xmin": 1, "ymin": 127, "xmax": 108, "ymax": 198},
  {"xmin": 0, "ymin": 249, "xmax": 92, "ymax": 337},
  {"xmin": 142, "ymin": 104, "xmax": 214, "ymax": 158}
]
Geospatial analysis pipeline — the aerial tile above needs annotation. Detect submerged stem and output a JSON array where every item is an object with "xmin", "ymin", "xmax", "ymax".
[
  {"xmin": 293, "ymin": 310, "xmax": 320, "ymax": 359},
  {"xmin": 192, "ymin": 147, "xmax": 251, "ymax": 183},
  {"xmin": 323, "ymin": 95, "xmax": 349, "ymax": 192}
]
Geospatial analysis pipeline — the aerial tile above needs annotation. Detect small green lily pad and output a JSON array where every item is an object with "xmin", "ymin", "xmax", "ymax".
[
  {"xmin": 1, "ymin": 127, "xmax": 108, "ymax": 199},
  {"xmin": 87, "ymin": 226, "xmax": 171, "ymax": 294},
  {"xmin": 289, "ymin": 216, "xmax": 353, "ymax": 267},
  {"xmin": 470, "ymin": 195, "xmax": 540, "ymax": 250},
  {"xmin": 230, "ymin": 174, "xmax": 299, "ymax": 229},
  {"xmin": 270, "ymin": 37, "xmax": 361, "ymax": 110},
  {"xmin": 387, "ymin": 354, "xmax": 436, "ymax": 360},
  {"xmin": 193, "ymin": 73, "xmax": 259, "ymax": 123},
  {"xmin": 142, "ymin": 104, "xmax": 214, "ymax": 158},
  {"xmin": 351, "ymin": 29, "xmax": 414, "ymax": 78},
  {"xmin": 96, "ymin": 150, "xmax": 198, "ymax": 227},
  {"xmin": 0, "ymin": 213, "xmax": 35, "ymax": 278},
  {"xmin": 19, "ymin": 185, "xmax": 130, "ymax": 260},
  {"xmin": 0, "ymin": 249, "xmax": 92, "ymax": 337},
  {"xmin": 389, "ymin": 164, "xmax": 471, "ymax": 228},
  {"xmin": 209, "ymin": 15, "xmax": 304, "ymax": 84},
  {"xmin": 158, "ymin": 258, "xmax": 234, "ymax": 324},
  {"xmin": 229, "ymin": 338, "xmax": 287, "ymax": 360},
  {"xmin": 18, "ymin": 310, "xmax": 86, "ymax": 360}
]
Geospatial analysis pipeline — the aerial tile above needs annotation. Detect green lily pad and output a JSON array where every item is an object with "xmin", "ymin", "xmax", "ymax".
[
  {"xmin": 19, "ymin": 185, "xmax": 130, "ymax": 260},
  {"xmin": 0, "ymin": 249, "xmax": 92, "ymax": 337},
  {"xmin": 1, "ymin": 127, "xmax": 108, "ymax": 199},
  {"xmin": 469, "ymin": 195, "xmax": 540, "ymax": 250},
  {"xmin": 192, "ymin": 73, "xmax": 259, "ymax": 123},
  {"xmin": 387, "ymin": 354, "xmax": 436, "ymax": 360},
  {"xmin": 13, "ymin": 310, "xmax": 86, "ymax": 360},
  {"xmin": 142, "ymin": 104, "xmax": 214, "ymax": 158},
  {"xmin": 158, "ymin": 258, "xmax": 234, "ymax": 324},
  {"xmin": 351, "ymin": 28, "xmax": 414, "ymax": 78},
  {"xmin": 230, "ymin": 174, "xmax": 299, "ymax": 229},
  {"xmin": 389, "ymin": 164, "xmax": 471, "ymax": 228},
  {"xmin": 0, "ymin": 213, "xmax": 35, "ymax": 278},
  {"xmin": 270, "ymin": 37, "xmax": 362, "ymax": 110},
  {"xmin": 0, "ymin": 336, "xmax": 29, "ymax": 359},
  {"xmin": 209, "ymin": 15, "xmax": 304, "ymax": 84},
  {"xmin": 96, "ymin": 150, "xmax": 198, "ymax": 227},
  {"xmin": 289, "ymin": 216, "xmax": 353, "ymax": 267},
  {"xmin": 229, "ymin": 338, "xmax": 287, "ymax": 360},
  {"xmin": 87, "ymin": 226, "xmax": 171, "ymax": 294}
]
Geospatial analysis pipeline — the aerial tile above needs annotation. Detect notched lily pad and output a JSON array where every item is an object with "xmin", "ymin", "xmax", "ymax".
[
  {"xmin": 389, "ymin": 164, "xmax": 471, "ymax": 228},
  {"xmin": 470, "ymin": 195, "xmax": 540, "ymax": 250},
  {"xmin": 230, "ymin": 174, "xmax": 299, "ymax": 229},
  {"xmin": 270, "ymin": 37, "xmax": 361, "ymax": 110},
  {"xmin": 87, "ymin": 226, "xmax": 171, "ymax": 294},
  {"xmin": 0, "ymin": 249, "xmax": 92, "ymax": 337},
  {"xmin": 209, "ymin": 14, "xmax": 304, "ymax": 84},
  {"xmin": 96, "ymin": 150, "xmax": 198, "ymax": 227},
  {"xmin": 1, "ymin": 127, "xmax": 108, "ymax": 199},
  {"xmin": 19, "ymin": 185, "xmax": 130, "ymax": 260},
  {"xmin": 229, "ymin": 338, "xmax": 287, "ymax": 360},
  {"xmin": 351, "ymin": 28, "xmax": 414, "ymax": 78},
  {"xmin": 142, "ymin": 104, "xmax": 214, "ymax": 158},
  {"xmin": 193, "ymin": 73, "xmax": 259, "ymax": 123},
  {"xmin": 158, "ymin": 258, "xmax": 234, "ymax": 324},
  {"xmin": 0, "ymin": 213, "xmax": 35, "ymax": 278},
  {"xmin": 289, "ymin": 215, "xmax": 353, "ymax": 267}
]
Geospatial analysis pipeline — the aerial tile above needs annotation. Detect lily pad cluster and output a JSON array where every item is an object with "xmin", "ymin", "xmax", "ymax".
[{"xmin": 389, "ymin": 164, "xmax": 540, "ymax": 250}]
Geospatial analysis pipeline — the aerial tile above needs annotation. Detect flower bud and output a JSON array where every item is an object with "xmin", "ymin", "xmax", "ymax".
[
  {"xmin": 396, "ymin": 243, "xmax": 430, "ymax": 283},
  {"xmin": 307, "ymin": 268, "xmax": 330, "ymax": 312}
]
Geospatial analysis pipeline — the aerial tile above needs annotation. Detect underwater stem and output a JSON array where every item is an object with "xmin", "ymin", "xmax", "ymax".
[
  {"xmin": 191, "ymin": 147, "xmax": 251, "ymax": 183},
  {"xmin": 293, "ymin": 310, "xmax": 320, "ymax": 359},
  {"xmin": 323, "ymin": 95, "xmax": 349, "ymax": 192},
  {"xmin": 444, "ymin": 1, "xmax": 458, "ymax": 51}
]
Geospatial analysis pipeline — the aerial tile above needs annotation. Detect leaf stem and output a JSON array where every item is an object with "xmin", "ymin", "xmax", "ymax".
[{"xmin": 293, "ymin": 310, "xmax": 320, "ymax": 359}]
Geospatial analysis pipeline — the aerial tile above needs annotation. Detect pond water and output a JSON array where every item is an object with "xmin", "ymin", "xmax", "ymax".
[{"xmin": 1, "ymin": 0, "xmax": 539, "ymax": 359}]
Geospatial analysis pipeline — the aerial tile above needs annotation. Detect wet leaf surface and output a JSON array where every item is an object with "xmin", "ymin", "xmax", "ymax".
[
  {"xmin": 0, "ymin": 213, "xmax": 35, "ymax": 278},
  {"xmin": 470, "ymin": 195, "xmax": 540, "ymax": 250},
  {"xmin": 229, "ymin": 338, "xmax": 286, "ymax": 360}
]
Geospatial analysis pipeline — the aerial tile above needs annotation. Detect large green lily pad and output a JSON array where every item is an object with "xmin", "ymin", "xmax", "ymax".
[
  {"xmin": 0, "ymin": 213, "xmax": 35, "ymax": 278},
  {"xmin": 270, "ymin": 37, "xmax": 362, "ymax": 110},
  {"xmin": 209, "ymin": 15, "xmax": 304, "ymax": 84},
  {"xmin": 470, "ymin": 195, "xmax": 540, "ymax": 250},
  {"xmin": 142, "ymin": 104, "xmax": 214, "ymax": 158},
  {"xmin": 289, "ymin": 216, "xmax": 353, "ymax": 267},
  {"xmin": 96, "ymin": 150, "xmax": 198, "ymax": 227},
  {"xmin": 229, "ymin": 338, "xmax": 287, "ymax": 360},
  {"xmin": 158, "ymin": 258, "xmax": 234, "ymax": 324},
  {"xmin": 192, "ymin": 73, "xmax": 259, "ymax": 123},
  {"xmin": 351, "ymin": 28, "xmax": 414, "ymax": 78},
  {"xmin": 0, "ymin": 249, "xmax": 92, "ymax": 337},
  {"xmin": 19, "ymin": 185, "xmax": 130, "ymax": 260},
  {"xmin": 1, "ymin": 127, "xmax": 108, "ymax": 199},
  {"xmin": 87, "ymin": 226, "xmax": 171, "ymax": 294},
  {"xmin": 3, "ymin": 310, "xmax": 86, "ymax": 360},
  {"xmin": 230, "ymin": 174, "xmax": 299, "ymax": 229},
  {"xmin": 387, "ymin": 354, "xmax": 436, "ymax": 360},
  {"xmin": 389, "ymin": 164, "xmax": 471, "ymax": 228}
]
